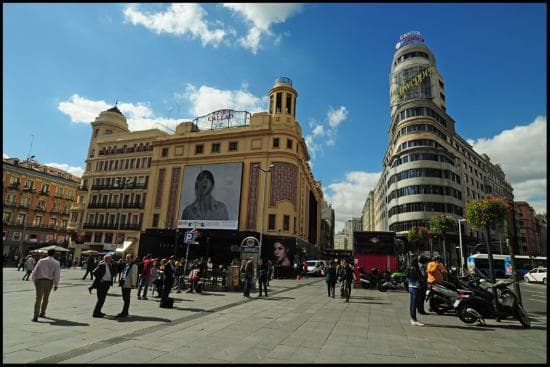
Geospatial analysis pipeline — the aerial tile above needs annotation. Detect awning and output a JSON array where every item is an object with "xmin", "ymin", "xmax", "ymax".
[{"xmin": 115, "ymin": 240, "xmax": 134, "ymax": 253}]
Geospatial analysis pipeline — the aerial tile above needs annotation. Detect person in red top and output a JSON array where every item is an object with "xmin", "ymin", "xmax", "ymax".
[{"xmin": 137, "ymin": 254, "xmax": 153, "ymax": 300}]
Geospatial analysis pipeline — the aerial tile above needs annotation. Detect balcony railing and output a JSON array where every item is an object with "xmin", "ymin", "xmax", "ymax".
[
  {"xmin": 35, "ymin": 206, "xmax": 47, "ymax": 212},
  {"xmin": 90, "ymin": 183, "xmax": 147, "ymax": 191},
  {"xmin": 22, "ymin": 186, "xmax": 36, "ymax": 192},
  {"xmin": 77, "ymin": 185, "xmax": 88, "ymax": 191},
  {"xmin": 83, "ymin": 222, "xmax": 142, "ymax": 230},
  {"xmin": 18, "ymin": 203, "xmax": 30, "ymax": 209},
  {"xmin": 4, "ymin": 201, "xmax": 17, "ymax": 207},
  {"xmin": 54, "ymin": 193, "xmax": 64, "ymax": 198},
  {"xmin": 39, "ymin": 190, "xmax": 50, "ymax": 196},
  {"xmin": 7, "ymin": 182, "xmax": 20, "ymax": 190}
]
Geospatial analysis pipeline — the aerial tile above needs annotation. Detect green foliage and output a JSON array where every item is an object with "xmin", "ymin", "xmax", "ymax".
[
  {"xmin": 407, "ymin": 226, "xmax": 430, "ymax": 243},
  {"xmin": 429, "ymin": 215, "xmax": 457, "ymax": 236},
  {"xmin": 465, "ymin": 196, "xmax": 511, "ymax": 229},
  {"xmin": 395, "ymin": 238, "xmax": 404, "ymax": 254}
]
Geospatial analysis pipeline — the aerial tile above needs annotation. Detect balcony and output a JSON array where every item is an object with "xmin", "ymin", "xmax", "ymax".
[
  {"xmin": 39, "ymin": 190, "xmax": 50, "ymax": 196},
  {"xmin": 4, "ymin": 201, "xmax": 17, "ymax": 208},
  {"xmin": 35, "ymin": 206, "xmax": 47, "ymax": 212},
  {"xmin": 82, "ymin": 222, "xmax": 142, "ymax": 230},
  {"xmin": 77, "ymin": 185, "xmax": 88, "ymax": 191},
  {"xmin": 123, "ymin": 202, "xmax": 144, "ymax": 209},
  {"xmin": 18, "ymin": 203, "xmax": 30, "ymax": 209},
  {"xmin": 54, "ymin": 193, "xmax": 64, "ymax": 199},
  {"xmin": 22, "ymin": 186, "xmax": 36, "ymax": 192},
  {"xmin": 7, "ymin": 182, "xmax": 20, "ymax": 190},
  {"xmin": 87, "ymin": 202, "xmax": 122, "ymax": 209}
]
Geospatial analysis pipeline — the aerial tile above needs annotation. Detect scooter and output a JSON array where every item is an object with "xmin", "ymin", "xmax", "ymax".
[
  {"xmin": 378, "ymin": 271, "xmax": 409, "ymax": 292},
  {"xmin": 426, "ymin": 275, "xmax": 480, "ymax": 314},
  {"xmin": 453, "ymin": 278, "xmax": 530, "ymax": 328}
]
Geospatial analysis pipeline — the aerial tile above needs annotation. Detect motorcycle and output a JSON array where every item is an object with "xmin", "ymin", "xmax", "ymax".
[
  {"xmin": 453, "ymin": 277, "xmax": 530, "ymax": 328},
  {"xmin": 356, "ymin": 268, "xmax": 384, "ymax": 289},
  {"xmin": 426, "ymin": 274, "xmax": 480, "ymax": 314},
  {"xmin": 378, "ymin": 271, "xmax": 409, "ymax": 292}
]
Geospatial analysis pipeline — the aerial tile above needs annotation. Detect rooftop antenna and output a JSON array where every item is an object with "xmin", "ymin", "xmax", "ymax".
[{"xmin": 27, "ymin": 134, "xmax": 35, "ymax": 161}]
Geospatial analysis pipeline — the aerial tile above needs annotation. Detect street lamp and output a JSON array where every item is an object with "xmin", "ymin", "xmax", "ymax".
[
  {"xmin": 256, "ymin": 164, "xmax": 274, "ymax": 261},
  {"xmin": 458, "ymin": 218, "xmax": 466, "ymax": 276}
]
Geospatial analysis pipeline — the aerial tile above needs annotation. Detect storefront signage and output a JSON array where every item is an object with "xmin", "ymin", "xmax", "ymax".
[
  {"xmin": 392, "ymin": 65, "xmax": 435, "ymax": 99},
  {"xmin": 193, "ymin": 109, "xmax": 251, "ymax": 130},
  {"xmin": 395, "ymin": 31, "xmax": 424, "ymax": 49}
]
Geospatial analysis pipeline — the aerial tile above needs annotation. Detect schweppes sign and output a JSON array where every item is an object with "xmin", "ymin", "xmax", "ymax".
[
  {"xmin": 391, "ymin": 65, "xmax": 435, "ymax": 99},
  {"xmin": 395, "ymin": 31, "xmax": 424, "ymax": 50}
]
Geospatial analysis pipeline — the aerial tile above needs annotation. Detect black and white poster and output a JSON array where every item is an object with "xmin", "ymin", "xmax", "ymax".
[{"xmin": 178, "ymin": 162, "xmax": 243, "ymax": 230}]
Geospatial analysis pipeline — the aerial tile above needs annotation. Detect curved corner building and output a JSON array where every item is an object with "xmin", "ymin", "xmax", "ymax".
[{"xmin": 363, "ymin": 35, "xmax": 513, "ymax": 252}]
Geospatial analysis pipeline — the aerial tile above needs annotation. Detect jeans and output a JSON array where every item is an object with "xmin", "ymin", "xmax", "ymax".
[
  {"xmin": 121, "ymin": 287, "xmax": 131, "ymax": 315},
  {"xmin": 343, "ymin": 279, "xmax": 352, "ymax": 301},
  {"xmin": 416, "ymin": 285, "xmax": 426, "ymax": 312},
  {"xmin": 326, "ymin": 281, "xmax": 336, "ymax": 297},
  {"xmin": 34, "ymin": 279, "xmax": 54, "ymax": 318},
  {"xmin": 94, "ymin": 281, "xmax": 111, "ymax": 315},
  {"xmin": 258, "ymin": 276, "xmax": 268, "ymax": 296},
  {"xmin": 243, "ymin": 276, "xmax": 253, "ymax": 297},
  {"xmin": 409, "ymin": 287, "xmax": 418, "ymax": 321},
  {"xmin": 138, "ymin": 276, "xmax": 150, "ymax": 298}
]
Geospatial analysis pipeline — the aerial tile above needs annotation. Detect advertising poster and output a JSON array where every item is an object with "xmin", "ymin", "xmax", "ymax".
[
  {"xmin": 262, "ymin": 236, "xmax": 298, "ymax": 278},
  {"xmin": 178, "ymin": 162, "xmax": 243, "ymax": 230}
]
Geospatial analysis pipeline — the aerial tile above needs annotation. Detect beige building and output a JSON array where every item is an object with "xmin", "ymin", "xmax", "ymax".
[
  {"xmin": 70, "ymin": 77, "xmax": 323, "ymax": 265},
  {"xmin": 363, "ymin": 37, "xmax": 514, "ymax": 258}
]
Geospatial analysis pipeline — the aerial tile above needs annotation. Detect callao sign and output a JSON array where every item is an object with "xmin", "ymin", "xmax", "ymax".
[
  {"xmin": 208, "ymin": 109, "xmax": 234, "ymax": 121},
  {"xmin": 395, "ymin": 31, "xmax": 424, "ymax": 49}
]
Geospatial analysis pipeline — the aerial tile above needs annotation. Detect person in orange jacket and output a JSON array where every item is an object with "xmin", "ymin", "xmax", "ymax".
[{"xmin": 427, "ymin": 255, "xmax": 446, "ymax": 285}]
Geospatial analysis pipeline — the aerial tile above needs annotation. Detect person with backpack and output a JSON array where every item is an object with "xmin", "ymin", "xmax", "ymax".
[
  {"xmin": 325, "ymin": 260, "xmax": 337, "ymax": 298},
  {"xmin": 340, "ymin": 259, "xmax": 354, "ymax": 302},
  {"xmin": 407, "ymin": 256, "xmax": 425, "ymax": 326},
  {"xmin": 137, "ymin": 254, "xmax": 153, "ymax": 300}
]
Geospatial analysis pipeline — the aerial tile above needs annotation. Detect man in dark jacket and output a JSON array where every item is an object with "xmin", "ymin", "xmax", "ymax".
[
  {"xmin": 416, "ymin": 255, "xmax": 428, "ymax": 314},
  {"xmin": 160, "ymin": 256, "xmax": 176, "ymax": 307},
  {"xmin": 82, "ymin": 256, "xmax": 96, "ymax": 280},
  {"xmin": 257, "ymin": 258, "xmax": 268, "ymax": 297},
  {"xmin": 92, "ymin": 255, "xmax": 114, "ymax": 318},
  {"xmin": 241, "ymin": 257, "xmax": 254, "ymax": 298}
]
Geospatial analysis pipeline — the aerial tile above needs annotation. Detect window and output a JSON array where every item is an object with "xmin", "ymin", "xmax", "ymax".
[
  {"xmin": 286, "ymin": 94, "xmax": 292, "ymax": 114},
  {"xmin": 276, "ymin": 92, "xmax": 282, "ymax": 113},
  {"xmin": 229, "ymin": 141, "xmax": 238, "ymax": 151},
  {"xmin": 283, "ymin": 215, "xmax": 290, "ymax": 231},
  {"xmin": 195, "ymin": 144, "xmax": 204, "ymax": 154},
  {"xmin": 17, "ymin": 214, "xmax": 26, "ymax": 225},
  {"xmin": 161, "ymin": 147, "xmax": 169, "ymax": 157},
  {"xmin": 41, "ymin": 184, "xmax": 50, "ymax": 194},
  {"xmin": 94, "ymin": 233, "xmax": 103, "ymax": 243},
  {"xmin": 268, "ymin": 214, "xmax": 276, "ymax": 230},
  {"xmin": 269, "ymin": 95, "xmax": 274, "ymax": 114},
  {"xmin": 152, "ymin": 214, "xmax": 159, "ymax": 228},
  {"xmin": 3, "ymin": 211, "xmax": 11, "ymax": 223},
  {"xmin": 12, "ymin": 231, "xmax": 21, "ymax": 241},
  {"xmin": 33, "ymin": 216, "xmax": 42, "ymax": 226},
  {"xmin": 287, "ymin": 139, "xmax": 293, "ymax": 149},
  {"xmin": 211, "ymin": 143, "xmax": 221, "ymax": 153},
  {"xmin": 273, "ymin": 138, "xmax": 280, "ymax": 148},
  {"xmin": 56, "ymin": 187, "xmax": 63, "ymax": 196}
]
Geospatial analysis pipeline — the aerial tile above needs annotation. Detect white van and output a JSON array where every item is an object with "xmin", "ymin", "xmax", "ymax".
[{"xmin": 306, "ymin": 260, "xmax": 327, "ymax": 276}]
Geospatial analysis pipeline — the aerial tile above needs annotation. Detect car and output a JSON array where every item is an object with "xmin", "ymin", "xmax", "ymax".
[
  {"xmin": 524, "ymin": 267, "xmax": 547, "ymax": 284},
  {"xmin": 306, "ymin": 260, "xmax": 327, "ymax": 276}
]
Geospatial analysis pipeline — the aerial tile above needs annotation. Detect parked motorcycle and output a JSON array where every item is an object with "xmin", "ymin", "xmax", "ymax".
[
  {"xmin": 357, "ymin": 268, "xmax": 384, "ymax": 289},
  {"xmin": 426, "ymin": 275, "xmax": 480, "ymax": 314},
  {"xmin": 454, "ymin": 278, "xmax": 530, "ymax": 328},
  {"xmin": 378, "ymin": 271, "xmax": 408, "ymax": 292}
]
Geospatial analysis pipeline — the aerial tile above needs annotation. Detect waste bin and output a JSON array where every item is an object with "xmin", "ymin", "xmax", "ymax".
[{"xmin": 226, "ymin": 265, "xmax": 241, "ymax": 291}]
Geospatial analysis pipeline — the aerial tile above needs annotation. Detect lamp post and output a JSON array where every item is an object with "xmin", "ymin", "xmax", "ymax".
[
  {"xmin": 256, "ymin": 164, "xmax": 274, "ymax": 261},
  {"xmin": 458, "ymin": 218, "xmax": 466, "ymax": 276}
]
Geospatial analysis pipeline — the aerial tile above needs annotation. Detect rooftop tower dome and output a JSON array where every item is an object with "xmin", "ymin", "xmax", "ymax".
[{"xmin": 268, "ymin": 77, "xmax": 298, "ymax": 125}]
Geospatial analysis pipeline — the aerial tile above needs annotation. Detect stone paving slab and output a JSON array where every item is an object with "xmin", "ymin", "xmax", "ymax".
[{"xmin": 3, "ymin": 267, "xmax": 547, "ymax": 364}]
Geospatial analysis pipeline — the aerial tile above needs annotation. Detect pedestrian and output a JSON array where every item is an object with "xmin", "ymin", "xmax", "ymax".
[
  {"xmin": 160, "ymin": 256, "xmax": 176, "ymax": 307},
  {"xmin": 137, "ymin": 254, "xmax": 153, "ymax": 300},
  {"xmin": 91, "ymin": 254, "xmax": 114, "ymax": 318},
  {"xmin": 302, "ymin": 260, "xmax": 308, "ymax": 279},
  {"xmin": 17, "ymin": 255, "xmax": 25, "ymax": 271},
  {"xmin": 241, "ymin": 257, "xmax": 254, "ymax": 298},
  {"xmin": 206, "ymin": 257, "xmax": 214, "ymax": 280},
  {"xmin": 340, "ymin": 259, "xmax": 354, "ymax": 302},
  {"xmin": 257, "ymin": 258, "xmax": 268, "ymax": 297},
  {"xmin": 407, "ymin": 256, "xmax": 425, "ymax": 326},
  {"xmin": 150, "ymin": 258, "xmax": 160, "ymax": 297},
  {"xmin": 427, "ymin": 255, "xmax": 446, "ymax": 286},
  {"xmin": 266, "ymin": 260, "xmax": 274, "ymax": 286},
  {"xmin": 22, "ymin": 255, "xmax": 36, "ymax": 281},
  {"xmin": 82, "ymin": 256, "xmax": 96, "ymax": 280},
  {"xmin": 417, "ymin": 255, "xmax": 428, "ymax": 315},
  {"xmin": 325, "ymin": 260, "xmax": 337, "ymax": 298},
  {"xmin": 187, "ymin": 262, "xmax": 200, "ymax": 294},
  {"xmin": 116, "ymin": 253, "xmax": 138, "ymax": 318},
  {"xmin": 30, "ymin": 249, "xmax": 60, "ymax": 321}
]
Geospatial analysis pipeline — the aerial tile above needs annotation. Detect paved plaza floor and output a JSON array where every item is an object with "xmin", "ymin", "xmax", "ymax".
[{"xmin": 2, "ymin": 267, "xmax": 547, "ymax": 364}]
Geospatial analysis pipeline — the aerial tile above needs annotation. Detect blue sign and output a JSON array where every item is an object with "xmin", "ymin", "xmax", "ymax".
[
  {"xmin": 184, "ymin": 231, "xmax": 196, "ymax": 244},
  {"xmin": 504, "ymin": 256, "xmax": 512, "ymax": 275}
]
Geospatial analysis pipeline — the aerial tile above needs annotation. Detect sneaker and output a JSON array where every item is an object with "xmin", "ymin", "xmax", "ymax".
[
  {"xmin": 410, "ymin": 320, "xmax": 424, "ymax": 326},
  {"xmin": 32, "ymin": 317, "xmax": 38, "ymax": 322}
]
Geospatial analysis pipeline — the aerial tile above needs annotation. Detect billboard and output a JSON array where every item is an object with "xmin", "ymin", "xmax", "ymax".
[{"xmin": 178, "ymin": 162, "xmax": 243, "ymax": 230}]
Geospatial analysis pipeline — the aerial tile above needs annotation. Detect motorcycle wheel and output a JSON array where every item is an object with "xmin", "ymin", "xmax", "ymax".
[
  {"xmin": 377, "ymin": 282, "xmax": 387, "ymax": 292},
  {"xmin": 456, "ymin": 303, "xmax": 479, "ymax": 324},
  {"xmin": 516, "ymin": 304, "xmax": 531, "ymax": 328},
  {"xmin": 429, "ymin": 297, "xmax": 448, "ymax": 315},
  {"xmin": 361, "ymin": 281, "xmax": 370, "ymax": 289}
]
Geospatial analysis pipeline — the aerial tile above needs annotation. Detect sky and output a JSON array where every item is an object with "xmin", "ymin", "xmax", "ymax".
[{"xmin": 3, "ymin": 3, "xmax": 547, "ymax": 233}]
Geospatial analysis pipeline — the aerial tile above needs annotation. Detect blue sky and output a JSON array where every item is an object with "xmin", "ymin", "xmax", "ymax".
[{"xmin": 3, "ymin": 4, "xmax": 547, "ymax": 231}]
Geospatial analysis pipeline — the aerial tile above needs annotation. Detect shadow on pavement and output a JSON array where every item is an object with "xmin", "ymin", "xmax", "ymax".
[
  {"xmin": 172, "ymin": 307, "xmax": 213, "ymax": 313},
  {"xmin": 256, "ymin": 296, "xmax": 295, "ymax": 300},
  {"xmin": 111, "ymin": 315, "xmax": 172, "ymax": 322},
  {"xmin": 41, "ymin": 317, "xmax": 90, "ymax": 327},
  {"xmin": 422, "ymin": 324, "xmax": 493, "ymax": 331}
]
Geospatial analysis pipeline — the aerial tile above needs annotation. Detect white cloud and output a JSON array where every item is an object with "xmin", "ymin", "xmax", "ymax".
[
  {"xmin": 327, "ymin": 106, "xmax": 348, "ymax": 128},
  {"xmin": 57, "ymin": 94, "xmax": 183, "ymax": 133},
  {"xmin": 123, "ymin": 4, "xmax": 226, "ymax": 47},
  {"xmin": 468, "ymin": 116, "xmax": 547, "ymax": 214},
  {"xmin": 44, "ymin": 163, "xmax": 84, "ymax": 178},
  {"xmin": 223, "ymin": 3, "xmax": 303, "ymax": 54},
  {"xmin": 3, "ymin": 153, "xmax": 9, "ymax": 159},
  {"xmin": 182, "ymin": 83, "xmax": 266, "ymax": 117},
  {"xmin": 324, "ymin": 171, "xmax": 382, "ymax": 233},
  {"xmin": 304, "ymin": 106, "xmax": 348, "ymax": 160}
]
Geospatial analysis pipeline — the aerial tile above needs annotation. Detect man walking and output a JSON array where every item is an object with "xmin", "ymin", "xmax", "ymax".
[
  {"xmin": 30, "ymin": 249, "xmax": 60, "ymax": 321},
  {"xmin": 82, "ymin": 256, "xmax": 96, "ymax": 280},
  {"xmin": 116, "ymin": 253, "xmax": 138, "ymax": 318},
  {"xmin": 160, "ymin": 256, "xmax": 176, "ymax": 307},
  {"xmin": 137, "ymin": 254, "xmax": 153, "ymax": 300},
  {"xmin": 416, "ymin": 255, "xmax": 428, "ymax": 314},
  {"xmin": 22, "ymin": 255, "xmax": 36, "ymax": 281},
  {"xmin": 325, "ymin": 260, "xmax": 337, "ymax": 298},
  {"xmin": 266, "ymin": 260, "xmax": 274, "ymax": 286},
  {"xmin": 241, "ymin": 257, "xmax": 254, "ymax": 298},
  {"xmin": 257, "ymin": 258, "xmax": 268, "ymax": 297},
  {"xmin": 92, "ymin": 254, "xmax": 114, "ymax": 318},
  {"xmin": 340, "ymin": 259, "xmax": 354, "ymax": 303}
]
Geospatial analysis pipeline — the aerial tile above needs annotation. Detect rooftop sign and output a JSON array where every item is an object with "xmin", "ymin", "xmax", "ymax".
[
  {"xmin": 395, "ymin": 31, "xmax": 424, "ymax": 50},
  {"xmin": 193, "ymin": 109, "xmax": 251, "ymax": 130}
]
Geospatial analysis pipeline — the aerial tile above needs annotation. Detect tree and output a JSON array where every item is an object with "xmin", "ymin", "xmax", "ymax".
[
  {"xmin": 407, "ymin": 227, "xmax": 431, "ymax": 255},
  {"xmin": 429, "ymin": 215, "xmax": 457, "ymax": 268},
  {"xmin": 465, "ymin": 196, "xmax": 511, "ymax": 281}
]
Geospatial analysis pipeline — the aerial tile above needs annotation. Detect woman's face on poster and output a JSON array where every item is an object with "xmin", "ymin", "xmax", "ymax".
[
  {"xmin": 274, "ymin": 242, "xmax": 287, "ymax": 261},
  {"xmin": 195, "ymin": 172, "xmax": 213, "ymax": 197}
]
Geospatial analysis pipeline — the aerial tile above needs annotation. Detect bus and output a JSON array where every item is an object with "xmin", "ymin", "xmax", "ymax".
[
  {"xmin": 467, "ymin": 254, "xmax": 547, "ymax": 278},
  {"xmin": 353, "ymin": 231, "xmax": 398, "ymax": 276}
]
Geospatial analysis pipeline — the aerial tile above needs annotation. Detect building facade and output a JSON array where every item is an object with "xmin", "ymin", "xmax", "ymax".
[
  {"xmin": 319, "ymin": 198, "xmax": 335, "ymax": 253},
  {"xmin": 514, "ymin": 201, "xmax": 539, "ymax": 255},
  {"xmin": 70, "ymin": 77, "xmax": 323, "ymax": 267},
  {"xmin": 364, "ymin": 35, "xmax": 514, "ymax": 253},
  {"xmin": 3, "ymin": 157, "xmax": 79, "ymax": 259}
]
